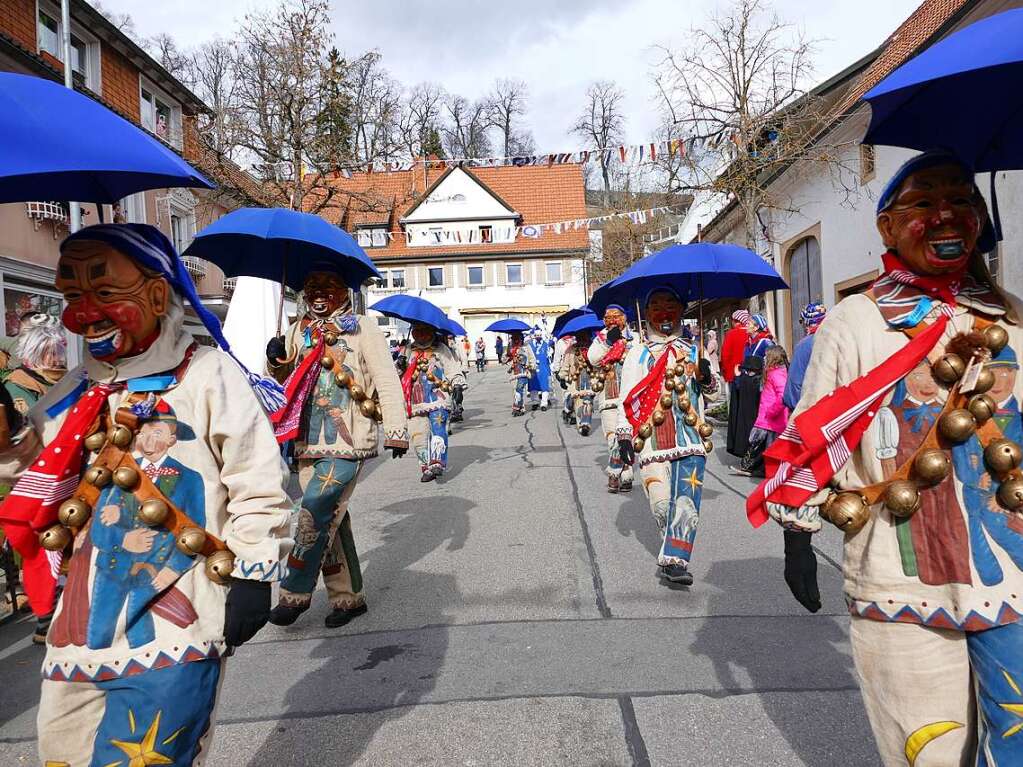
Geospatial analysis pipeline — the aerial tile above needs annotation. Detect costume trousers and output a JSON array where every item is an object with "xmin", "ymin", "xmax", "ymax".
[
  {"xmin": 600, "ymin": 408, "xmax": 633, "ymax": 483},
  {"xmin": 513, "ymin": 378, "xmax": 528, "ymax": 412},
  {"xmin": 38, "ymin": 659, "xmax": 223, "ymax": 766},
  {"xmin": 638, "ymin": 454, "xmax": 705, "ymax": 566},
  {"xmin": 851, "ymin": 617, "xmax": 1023, "ymax": 767},
  {"xmin": 573, "ymin": 394, "xmax": 593, "ymax": 432},
  {"xmin": 279, "ymin": 457, "xmax": 364, "ymax": 610},
  {"xmin": 563, "ymin": 395, "xmax": 574, "ymax": 415},
  {"xmin": 528, "ymin": 390, "xmax": 550, "ymax": 408},
  {"xmin": 410, "ymin": 410, "xmax": 449, "ymax": 474}
]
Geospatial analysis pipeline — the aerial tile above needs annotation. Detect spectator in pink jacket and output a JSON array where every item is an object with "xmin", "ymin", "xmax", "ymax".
[{"xmin": 752, "ymin": 345, "xmax": 790, "ymax": 447}]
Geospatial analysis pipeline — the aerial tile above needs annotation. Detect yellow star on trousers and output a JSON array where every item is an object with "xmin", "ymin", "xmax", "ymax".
[
  {"xmin": 683, "ymin": 468, "xmax": 703, "ymax": 493},
  {"xmin": 998, "ymin": 669, "xmax": 1023, "ymax": 738},
  {"xmin": 107, "ymin": 711, "xmax": 173, "ymax": 767},
  {"xmin": 315, "ymin": 462, "xmax": 345, "ymax": 495}
]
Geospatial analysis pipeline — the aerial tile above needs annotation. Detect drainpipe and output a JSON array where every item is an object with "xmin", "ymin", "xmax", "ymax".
[{"xmin": 62, "ymin": 0, "xmax": 81, "ymax": 232}]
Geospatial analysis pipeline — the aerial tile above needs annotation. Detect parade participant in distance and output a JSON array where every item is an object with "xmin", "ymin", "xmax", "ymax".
[
  {"xmin": 588, "ymin": 304, "xmax": 635, "ymax": 493},
  {"xmin": 722, "ymin": 309, "xmax": 750, "ymax": 455},
  {"xmin": 3, "ymin": 314, "xmax": 67, "ymax": 418},
  {"xmin": 495, "ymin": 335, "xmax": 505, "ymax": 364},
  {"xmin": 552, "ymin": 332, "xmax": 576, "ymax": 425},
  {"xmin": 474, "ymin": 336, "xmax": 487, "ymax": 372},
  {"xmin": 528, "ymin": 327, "xmax": 553, "ymax": 411},
  {"xmin": 403, "ymin": 323, "xmax": 465, "ymax": 481},
  {"xmin": 783, "ymin": 302, "xmax": 827, "ymax": 411},
  {"xmin": 448, "ymin": 335, "xmax": 469, "ymax": 424},
  {"xmin": 507, "ymin": 330, "xmax": 537, "ymax": 417},
  {"xmin": 728, "ymin": 314, "xmax": 773, "ymax": 461},
  {"xmin": 0, "ymin": 223, "xmax": 293, "ymax": 765},
  {"xmin": 266, "ymin": 268, "xmax": 408, "ymax": 629},
  {"xmin": 560, "ymin": 328, "xmax": 597, "ymax": 436},
  {"xmin": 617, "ymin": 288, "xmax": 716, "ymax": 585},
  {"xmin": 748, "ymin": 152, "xmax": 1023, "ymax": 767}
]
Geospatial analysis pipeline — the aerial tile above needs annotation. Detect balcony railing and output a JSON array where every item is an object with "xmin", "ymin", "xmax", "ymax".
[
  {"xmin": 223, "ymin": 277, "xmax": 237, "ymax": 295},
  {"xmin": 181, "ymin": 256, "xmax": 208, "ymax": 281}
]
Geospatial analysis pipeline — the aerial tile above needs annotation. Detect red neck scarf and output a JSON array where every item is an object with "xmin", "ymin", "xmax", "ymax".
[
  {"xmin": 879, "ymin": 250, "xmax": 967, "ymax": 307},
  {"xmin": 598, "ymin": 328, "xmax": 628, "ymax": 367},
  {"xmin": 622, "ymin": 341, "xmax": 680, "ymax": 435},
  {"xmin": 271, "ymin": 335, "xmax": 325, "ymax": 443},
  {"xmin": 401, "ymin": 349, "xmax": 429, "ymax": 417}
]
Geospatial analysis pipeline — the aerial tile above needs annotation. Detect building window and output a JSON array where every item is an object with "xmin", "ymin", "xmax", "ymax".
[
  {"xmin": 427, "ymin": 267, "xmax": 444, "ymax": 288},
  {"xmin": 391, "ymin": 269, "xmax": 405, "ymax": 289},
  {"xmin": 356, "ymin": 227, "xmax": 387, "ymax": 248},
  {"xmin": 467, "ymin": 265, "xmax": 484, "ymax": 287},
  {"xmin": 376, "ymin": 269, "xmax": 388, "ymax": 287},
  {"xmin": 429, "ymin": 227, "xmax": 444, "ymax": 244},
  {"xmin": 506, "ymin": 263, "xmax": 524, "ymax": 285},
  {"xmin": 38, "ymin": 2, "xmax": 100, "ymax": 91},
  {"xmin": 140, "ymin": 78, "xmax": 182, "ymax": 149},
  {"xmin": 170, "ymin": 213, "xmax": 189, "ymax": 253},
  {"xmin": 480, "ymin": 225, "xmax": 493, "ymax": 244},
  {"xmin": 859, "ymin": 144, "xmax": 876, "ymax": 185},
  {"xmin": 545, "ymin": 261, "xmax": 563, "ymax": 285},
  {"xmin": 118, "ymin": 193, "xmax": 146, "ymax": 224}
]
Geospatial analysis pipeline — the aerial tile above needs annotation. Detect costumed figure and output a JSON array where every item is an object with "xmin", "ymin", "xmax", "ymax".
[
  {"xmin": 266, "ymin": 269, "xmax": 409, "ymax": 629},
  {"xmin": 527, "ymin": 328, "xmax": 553, "ymax": 411},
  {"xmin": 507, "ymin": 331, "xmax": 538, "ymax": 417},
  {"xmin": 617, "ymin": 289, "xmax": 717, "ymax": 585},
  {"xmin": 0, "ymin": 224, "xmax": 293, "ymax": 766},
  {"xmin": 748, "ymin": 152, "xmax": 1023, "ymax": 767},
  {"xmin": 560, "ymin": 329, "xmax": 597, "ymax": 436},
  {"xmin": 553, "ymin": 334, "xmax": 576, "ymax": 425},
  {"xmin": 587, "ymin": 304, "xmax": 635, "ymax": 493},
  {"xmin": 402, "ymin": 323, "xmax": 465, "ymax": 482},
  {"xmin": 782, "ymin": 302, "xmax": 827, "ymax": 410},
  {"xmin": 448, "ymin": 335, "xmax": 469, "ymax": 424}
]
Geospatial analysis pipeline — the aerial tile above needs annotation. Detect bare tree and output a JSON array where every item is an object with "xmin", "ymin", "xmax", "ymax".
[
  {"xmin": 487, "ymin": 78, "xmax": 535, "ymax": 157},
  {"xmin": 398, "ymin": 81, "xmax": 448, "ymax": 159},
  {"xmin": 572, "ymin": 80, "xmax": 626, "ymax": 210},
  {"xmin": 187, "ymin": 39, "xmax": 242, "ymax": 158},
  {"xmin": 653, "ymin": 0, "xmax": 849, "ymax": 250},
  {"xmin": 443, "ymin": 95, "xmax": 492, "ymax": 159},
  {"xmin": 346, "ymin": 51, "xmax": 402, "ymax": 163},
  {"xmin": 149, "ymin": 33, "xmax": 191, "ymax": 82},
  {"xmin": 93, "ymin": 2, "xmax": 137, "ymax": 35}
]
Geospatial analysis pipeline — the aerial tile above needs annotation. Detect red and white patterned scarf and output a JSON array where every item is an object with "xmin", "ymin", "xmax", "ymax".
[
  {"xmin": 622, "ymin": 340, "xmax": 681, "ymax": 435},
  {"xmin": 271, "ymin": 336, "xmax": 325, "ymax": 443}
]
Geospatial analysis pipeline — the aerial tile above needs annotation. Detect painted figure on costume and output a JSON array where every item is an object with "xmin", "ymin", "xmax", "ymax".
[
  {"xmin": 402, "ymin": 322, "xmax": 465, "ymax": 482},
  {"xmin": 553, "ymin": 334, "xmax": 577, "ymax": 425},
  {"xmin": 751, "ymin": 152, "xmax": 1023, "ymax": 767},
  {"xmin": 0, "ymin": 223, "xmax": 293, "ymax": 766},
  {"xmin": 528, "ymin": 327, "xmax": 553, "ymax": 411},
  {"xmin": 559, "ymin": 329, "xmax": 597, "ymax": 436},
  {"xmin": 587, "ymin": 304, "xmax": 635, "ymax": 493},
  {"xmin": 507, "ymin": 331, "xmax": 538, "ymax": 417},
  {"xmin": 617, "ymin": 289, "xmax": 717, "ymax": 586},
  {"xmin": 267, "ymin": 269, "xmax": 409, "ymax": 629}
]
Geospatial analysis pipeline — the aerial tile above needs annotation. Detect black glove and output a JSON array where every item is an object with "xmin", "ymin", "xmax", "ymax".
[
  {"xmin": 265, "ymin": 336, "xmax": 287, "ymax": 364},
  {"xmin": 618, "ymin": 437, "xmax": 636, "ymax": 465},
  {"xmin": 783, "ymin": 530, "xmax": 821, "ymax": 613},
  {"xmin": 0, "ymin": 383, "xmax": 22, "ymax": 436},
  {"xmin": 224, "ymin": 579, "xmax": 271, "ymax": 648},
  {"xmin": 559, "ymin": 377, "xmax": 568, "ymax": 390},
  {"xmin": 697, "ymin": 358, "xmax": 713, "ymax": 385},
  {"xmin": 606, "ymin": 326, "xmax": 622, "ymax": 345},
  {"xmin": 389, "ymin": 445, "xmax": 407, "ymax": 459}
]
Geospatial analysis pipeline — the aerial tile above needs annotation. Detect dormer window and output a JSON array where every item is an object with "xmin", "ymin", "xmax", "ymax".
[{"xmin": 356, "ymin": 227, "xmax": 388, "ymax": 248}]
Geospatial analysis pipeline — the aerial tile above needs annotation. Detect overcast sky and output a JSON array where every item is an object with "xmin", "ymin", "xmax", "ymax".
[{"xmin": 101, "ymin": 0, "xmax": 920, "ymax": 152}]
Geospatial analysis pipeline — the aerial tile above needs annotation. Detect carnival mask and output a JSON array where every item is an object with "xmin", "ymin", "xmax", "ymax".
[
  {"xmin": 303, "ymin": 271, "xmax": 348, "ymax": 318},
  {"xmin": 646, "ymin": 291, "xmax": 684, "ymax": 335},
  {"xmin": 56, "ymin": 240, "xmax": 169, "ymax": 362},
  {"xmin": 604, "ymin": 308, "xmax": 626, "ymax": 329},
  {"xmin": 876, "ymin": 163, "xmax": 986, "ymax": 276},
  {"xmin": 411, "ymin": 323, "xmax": 436, "ymax": 347}
]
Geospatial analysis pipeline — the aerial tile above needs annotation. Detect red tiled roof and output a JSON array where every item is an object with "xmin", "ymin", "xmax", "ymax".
[{"xmin": 314, "ymin": 163, "xmax": 590, "ymax": 260}]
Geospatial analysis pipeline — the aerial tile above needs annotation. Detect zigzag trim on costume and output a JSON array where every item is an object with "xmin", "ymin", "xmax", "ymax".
[
  {"xmin": 43, "ymin": 641, "xmax": 223, "ymax": 682},
  {"xmin": 847, "ymin": 598, "xmax": 1022, "ymax": 632},
  {"xmin": 637, "ymin": 443, "xmax": 709, "ymax": 468},
  {"xmin": 232, "ymin": 559, "xmax": 283, "ymax": 582}
]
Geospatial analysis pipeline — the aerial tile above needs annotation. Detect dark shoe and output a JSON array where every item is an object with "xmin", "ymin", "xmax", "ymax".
[
  {"xmin": 579, "ymin": 425, "xmax": 590, "ymax": 436},
  {"xmin": 568, "ymin": 415, "xmax": 577, "ymax": 425},
  {"xmin": 619, "ymin": 480, "xmax": 634, "ymax": 493},
  {"xmin": 325, "ymin": 603, "xmax": 368, "ymax": 628},
  {"xmin": 268, "ymin": 603, "xmax": 308, "ymax": 626},
  {"xmin": 608, "ymin": 475, "xmax": 620, "ymax": 494},
  {"xmin": 421, "ymin": 468, "xmax": 437, "ymax": 482},
  {"xmin": 659, "ymin": 563, "xmax": 693, "ymax": 585},
  {"xmin": 562, "ymin": 410, "xmax": 571, "ymax": 424},
  {"xmin": 513, "ymin": 410, "xmax": 524, "ymax": 417},
  {"xmin": 541, "ymin": 405, "xmax": 548, "ymax": 412},
  {"xmin": 531, "ymin": 403, "xmax": 539, "ymax": 411}
]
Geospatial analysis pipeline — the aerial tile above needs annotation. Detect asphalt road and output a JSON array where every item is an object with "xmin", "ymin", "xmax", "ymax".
[{"xmin": 0, "ymin": 368, "xmax": 881, "ymax": 766}]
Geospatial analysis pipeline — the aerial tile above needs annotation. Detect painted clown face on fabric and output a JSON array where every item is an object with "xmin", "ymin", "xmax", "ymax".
[
  {"xmin": 876, "ymin": 163, "xmax": 987, "ymax": 276},
  {"xmin": 411, "ymin": 323, "xmax": 436, "ymax": 346},
  {"xmin": 603, "ymin": 307, "xmax": 627, "ymax": 329},
  {"xmin": 646, "ymin": 291, "xmax": 684, "ymax": 334},
  {"xmin": 303, "ymin": 271, "xmax": 348, "ymax": 318},
  {"xmin": 56, "ymin": 240, "xmax": 169, "ymax": 362},
  {"xmin": 135, "ymin": 420, "xmax": 177, "ymax": 463}
]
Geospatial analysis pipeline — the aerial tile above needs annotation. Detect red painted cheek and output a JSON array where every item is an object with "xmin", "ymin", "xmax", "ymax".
[
  {"xmin": 61, "ymin": 299, "xmax": 104, "ymax": 333},
  {"xmin": 907, "ymin": 219, "xmax": 927, "ymax": 238},
  {"xmin": 104, "ymin": 303, "xmax": 146, "ymax": 334}
]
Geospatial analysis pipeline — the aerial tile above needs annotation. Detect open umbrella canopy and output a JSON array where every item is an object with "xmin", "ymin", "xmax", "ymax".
[
  {"xmin": 863, "ymin": 8, "xmax": 1023, "ymax": 171},
  {"xmin": 0, "ymin": 72, "xmax": 212, "ymax": 203},
  {"xmin": 589, "ymin": 243, "xmax": 787, "ymax": 315},
  {"xmin": 485, "ymin": 318, "xmax": 532, "ymax": 333},
  {"xmin": 552, "ymin": 307, "xmax": 594, "ymax": 338},
  {"xmin": 186, "ymin": 208, "xmax": 379, "ymax": 290},
  {"xmin": 370, "ymin": 294, "xmax": 451, "ymax": 332},
  {"xmin": 557, "ymin": 314, "xmax": 604, "ymax": 338},
  {"xmin": 444, "ymin": 318, "xmax": 467, "ymax": 337}
]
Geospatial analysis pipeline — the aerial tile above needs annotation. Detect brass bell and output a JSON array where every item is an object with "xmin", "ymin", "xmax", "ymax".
[
  {"xmin": 673, "ymin": 364, "xmax": 685, "ymax": 377},
  {"xmin": 335, "ymin": 371, "xmax": 352, "ymax": 388},
  {"xmin": 85, "ymin": 466, "xmax": 112, "ymax": 488},
  {"xmin": 702, "ymin": 439, "xmax": 714, "ymax": 453},
  {"xmin": 109, "ymin": 424, "xmax": 134, "ymax": 449},
  {"xmin": 638, "ymin": 423, "xmax": 653, "ymax": 439},
  {"xmin": 674, "ymin": 380, "xmax": 687, "ymax": 393},
  {"xmin": 323, "ymin": 332, "xmax": 339, "ymax": 347},
  {"xmin": 204, "ymin": 549, "xmax": 236, "ymax": 585},
  {"xmin": 883, "ymin": 480, "xmax": 921, "ymax": 518},
  {"xmin": 677, "ymin": 395, "xmax": 691, "ymax": 411},
  {"xmin": 84, "ymin": 431, "xmax": 107, "ymax": 452},
  {"xmin": 663, "ymin": 377, "xmax": 675, "ymax": 392},
  {"xmin": 652, "ymin": 409, "xmax": 666, "ymax": 426},
  {"xmin": 57, "ymin": 498, "xmax": 91, "ymax": 528},
  {"xmin": 349, "ymin": 384, "xmax": 366, "ymax": 402},
  {"xmin": 176, "ymin": 526, "xmax": 207, "ymax": 556},
  {"xmin": 974, "ymin": 366, "xmax": 995, "ymax": 394},
  {"xmin": 660, "ymin": 393, "xmax": 674, "ymax": 408},
  {"xmin": 112, "ymin": 466, "xmax": 139, "ymax": 490},
  {"xmin": 359, "ymin": 399, "xmax": 377, "ymax": 419},
  {"xmin": 138, "ymin": 498, "xmax": 170, "ymax": 526},
  {"xmin": 374, "ymin": 408, "xmax": 384, "ymax": 423},
  {"xmin": 938, "ymin": 409, "xmax": 977, "ymax": 443},
  {"xmin": 822, "ymin": 492, "xmax": 870, "ymax": 535},
  {"xmin": 320, "ymin": 354, "xmax": 334, "ymax": 370},
  {"xmin": 998, "ymin": 477, "xmax": 1023, "ymax": 510},
  {"xmin": 968, "ymin": 393, "xmax": 998, "ymax": 424},
  {"xmin": 633, "ymin": 436, "xmax": 646, "ymax": 452},
  {"xmin": 984, "ymin": 439, "xmax": 1023, "ymax": 474},
  {"xmin": 985, "ymin": 324, "xmax": 1009, "ymax": 356},
  {"xmin": 932, "ymin": 353, "xmax": 966, "ymax": 383},
  {"xmin": 592, "ymin": 380, "xmax": 604, "ymax": 393},
  {"xmin": 913, "ymin": 448, "xmax": 951, "ymax": 485},
  {"xmin": 684, "ymin": 411, "xmax": 698, "ymax": 427},
  {"xmin": 698, "ymin": 422, "xmax": 714, "ymax": 438},
  {"xmin": 39, "ymin": 524, "xmax": 72, "ymax": 551}
]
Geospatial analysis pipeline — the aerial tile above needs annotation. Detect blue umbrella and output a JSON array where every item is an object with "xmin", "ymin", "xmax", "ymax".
[
  {"xmin": 552, "ymin": 307, "xmax": 594, "ymax": 338},
  {"xmin": 370, "ymin": 294, "xmax": 451, "ymax": 332},
  {"xmin": 444, "ymin": 318, "xmax": 467, "ymax": 336},
  {"xmin": 863, "ymin": 8, "xmax": 1023, "ymax": 172},
  {"xmin": 557, "ymin": 314, "xmax": 604, "ymax": 338},
  {"xmin": 185, "ymin": 207, "xmax": 380, "ymax": 290},
  {"xmin": 589, "ymin": 242, "xmax": 787, "ymax": 315},
  {"xmin": 485, "ymin": 318, "xmax": 532, "ymax": 333},
  {"xmin": 0, "ymin": 72, "xmax": 212, "ymax": 203}
]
